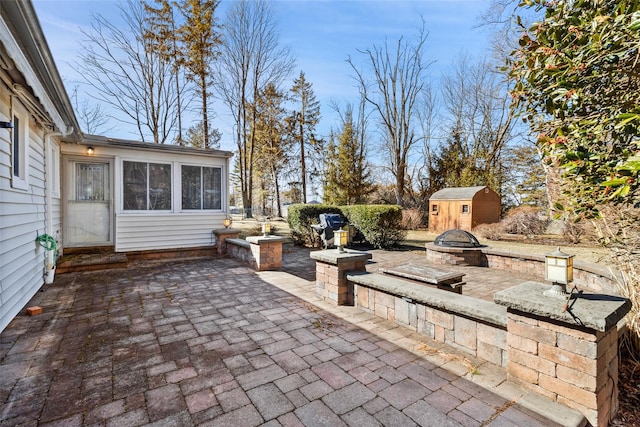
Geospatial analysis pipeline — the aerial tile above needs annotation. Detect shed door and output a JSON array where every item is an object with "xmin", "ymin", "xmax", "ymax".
[{"xmin": 65, "ymin": 161, "xmax": 112, "ymax": 246}]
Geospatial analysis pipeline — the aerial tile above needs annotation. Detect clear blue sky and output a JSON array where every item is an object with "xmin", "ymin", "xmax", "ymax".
[{"xmin": 32, "ymin": 0, "xmax": 493, "ymax": 152}]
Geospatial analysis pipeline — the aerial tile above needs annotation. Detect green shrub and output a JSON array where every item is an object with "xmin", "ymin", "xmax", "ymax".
[
  {"xmin": 287, "ymin": 204, "xmax": 342, "ymax": 246},
  {"xmin": 340, "ymin": 205, "xmax": 406, "ymax": 249}
]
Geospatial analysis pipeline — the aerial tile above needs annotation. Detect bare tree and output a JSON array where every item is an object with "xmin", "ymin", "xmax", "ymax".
[
  {"xmin": 78, "ymin": 0, "xmax": 179, "ymax": 144},
  {"xmin": 216, "ymin": 0, "xmax": 295, "ymax": 217},
  {"xmin": 70, "ymin": 85, "xmax": 114, "ymax": 135},
  {"xmin": 347, "ymin": 18, "xmax": 433, "ymax": 207},
  {"xmin": 437, "ymin": 54, "xmax": 515, "ymax": 193},
  {"xmin": 407, "ymin": 82, "xmax": 438, "ymax": 210}
]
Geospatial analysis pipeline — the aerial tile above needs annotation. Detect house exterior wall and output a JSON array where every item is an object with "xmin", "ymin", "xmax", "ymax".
[
  {"xmin": 61, "ymin": 142, "xmax": 230, "ymax": 253},
  {"xmin": 0, "ymin": 97, "xmax": 49, "ymax": 332}
]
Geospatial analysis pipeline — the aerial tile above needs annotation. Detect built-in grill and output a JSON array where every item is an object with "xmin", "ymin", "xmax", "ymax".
[{"xmin": 433, "ymin": 229, "xmax": 483, "ymax": 248}]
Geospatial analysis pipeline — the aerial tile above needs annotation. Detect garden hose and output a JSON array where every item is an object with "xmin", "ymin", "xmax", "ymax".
[{"xmin": 36, "ymin": 234, "xmax": 57, "ymax": 264}]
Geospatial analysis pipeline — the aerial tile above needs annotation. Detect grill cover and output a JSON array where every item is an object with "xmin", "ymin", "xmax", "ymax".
[{"xmin": 433, "ymin": 229, "xmax": 482, "ymax": 248}]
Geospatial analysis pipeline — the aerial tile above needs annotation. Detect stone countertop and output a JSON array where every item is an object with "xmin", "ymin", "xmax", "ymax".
[{"xmin": 494, "ymin": 281, "xmax": 631, "ymax": 332}]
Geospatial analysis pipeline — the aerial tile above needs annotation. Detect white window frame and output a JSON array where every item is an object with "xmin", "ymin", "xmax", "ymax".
[
  {"xmin": 50, "ymin": 142, "xmax": 60, "ymax": 198},
  {"xmin": 11, "ymin": 101, "xmax": 29, "ymax": 190},
  {"xmin": 180, "ymin": 164, "xmax": 223, "ymax": 212},
  {"xmin": 122, "ymin": 160, "xmax": 173, "ymax": 212}
]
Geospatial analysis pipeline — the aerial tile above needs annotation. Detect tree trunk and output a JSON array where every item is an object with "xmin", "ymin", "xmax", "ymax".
[
  {"xmin": 201, "ymin": 73, "xmax": 209, "ymax": 148},
  {"xmin": 299, "ymin": 117, "xmax": 307, "ymax": 204}
]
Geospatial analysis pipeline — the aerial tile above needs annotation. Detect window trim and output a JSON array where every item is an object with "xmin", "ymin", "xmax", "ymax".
[
  {"xmin": 431, "ymin": 204, "xmax": 438, "ymax": 215},
  {"xmin": 122, "ymin": 160, "xmax": 173, "ymax": 212},
  {"xmin": 461, "ymin": 204, "xmax": 470, "ymax": 214},
  {"xmin": 11, "ymin": 101, "xmax": 29, "ymax": 190},
  {"xmin": 180, "ymin": 164, "xmax": 223, "ymax": 212},
  {"xmin": 50, "ymin": 143, "xmax": 60, "ymax": 198}
]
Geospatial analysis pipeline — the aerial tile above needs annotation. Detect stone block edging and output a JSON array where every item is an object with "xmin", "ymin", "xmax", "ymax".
[
  {"xmin": 427, "ymin": 244, "xmax": 620, "ymax": 295},
  {"xmin": 347, "ymin": 271, "xmax": 507, "ymax": 328},
  {"xmin": 347, "ymin": 271, "xmax": 508, "ymax": 367}
]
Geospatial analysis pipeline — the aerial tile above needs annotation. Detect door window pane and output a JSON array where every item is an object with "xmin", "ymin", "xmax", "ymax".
[{"xmin": 76, "ymin": 163, "xmax": 107, "ymax": 201}]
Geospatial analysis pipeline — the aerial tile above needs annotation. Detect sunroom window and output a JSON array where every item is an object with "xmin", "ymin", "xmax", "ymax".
[
  {"xmin": 182, "ymin": 165, "xmax": 221, "ymax": 210},
  {"xmin": 123, "ymin": 161, "xmax": 171, "ymax": 210}
]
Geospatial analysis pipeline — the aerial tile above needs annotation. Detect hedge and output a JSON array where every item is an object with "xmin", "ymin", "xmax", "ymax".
[
  {"xmin": 287, "ymin": 203, "xmax": 405, "ymax": 249},
  {"xmin": 287, "ymin": 204, "xmax": 342, "ymax": 246},
  {"xmin": 340, "ymin": 205, "xmax": 406, "ymax": 249}
]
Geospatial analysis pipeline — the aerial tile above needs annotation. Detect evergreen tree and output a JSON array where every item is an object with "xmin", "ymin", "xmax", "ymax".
[
  {"xmin": 323, "ymin": 109, "xmax": 374, "ymax": 205},
  {"xmin": 143, "ymin": 0, "xmax": 187, "ymax": 145},
  {"xmin": 254, "ymin": 83, "xmax": 289, "ymax": 217},
  {"xmin": 289, "ymin": 71, "xmax": 322, "ymax": 203},
  {"xmin": 184, "ymin": 121, "xmax": 221, "ymax": 149},
  {"xmin": 176, "ymin": 0, "xmax": 221, "ymax": 148}
]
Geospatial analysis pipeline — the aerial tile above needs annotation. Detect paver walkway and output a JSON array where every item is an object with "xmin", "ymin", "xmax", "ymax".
[{"xmin": 0, "ymin": 248, "xmax": 577, "ymax": 426}]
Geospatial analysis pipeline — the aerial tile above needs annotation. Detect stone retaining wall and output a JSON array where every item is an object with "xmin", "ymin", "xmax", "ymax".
[
  {"xmin": 349, "ymin": 272, "xmax": 508, "ymax": 367},
  {"xmin": 426, "ymin": 244, "xmax": 620, "ymax": 295},
  {"xmin": 310, "ymin": 249, "xmax": 630, "ymax": 427}
]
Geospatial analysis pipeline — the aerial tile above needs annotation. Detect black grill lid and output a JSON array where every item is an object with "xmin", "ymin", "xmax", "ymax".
[{"xmin": 433, "ymin": 229, "xmax": 483, "ymax": 248}]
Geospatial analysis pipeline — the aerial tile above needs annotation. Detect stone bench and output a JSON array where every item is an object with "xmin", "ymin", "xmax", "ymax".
[
  {"xmin": 380, "ymin": 263, "xmax": 466, "ymax": 294},
  {"xmin": 225, "ymin": 236, "xmax": 287, "ymax": 271},
  {"xmin": 347, "ymin": 271, "xmax": 506, "ymax": 328}
]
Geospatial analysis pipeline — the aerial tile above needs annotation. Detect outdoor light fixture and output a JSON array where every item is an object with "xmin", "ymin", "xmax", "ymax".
[
  {"xmin": 87, "ymin": 146, "xmax": 94, "ymax": 155},
  {"xmin": 223, "ymin": 217, "xmax": 232, "ymax": 228},
  {"xmin": 261, "ymin": 221, "xmax": 271, "ymax": 237},
  {"xmin": 0, "ymin": 121, "xmax": 13, "ymax": 128},
  {"xmin": 334, "ymin": 228, "xmax": 348, "ymax": 253},
  {"xmin": 544, "ymin": 247, "xmax": 574, "ymax": 298}
]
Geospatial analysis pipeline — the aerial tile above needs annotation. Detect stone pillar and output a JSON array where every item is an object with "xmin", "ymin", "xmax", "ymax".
[
  {"xmin": 212, "ymin": 228, "xmax": 240, "ymax": 255},
  {"xmin": 495, "ymin": 281, "xmax": 631, "ymax": 427},
  {"xmin": 310, "ymin": 250, "xmax": 371, "ymax": 306},
  {"xmin": 245, "ymin": 235, "xmax": 287, "ymax": 271}
]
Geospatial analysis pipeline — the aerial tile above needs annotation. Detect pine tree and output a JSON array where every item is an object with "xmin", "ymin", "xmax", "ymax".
[
  {"xmin": 143, "ymin": 0, "xmax": 186, "ymax": 145},
  {"xmin": 323, "ymin": 110, "xmax": 374, "ymax": 205},
  {"xmin": 176, "ymin": 0, "xmax": 221, "ymax": 148},
  {"xmin": 254, "ymin": 83, "xmax": 289, "ymax": 217},
  {"xmin": 289, "ymin": 71, "xmax": 322, "ymax": 203}
]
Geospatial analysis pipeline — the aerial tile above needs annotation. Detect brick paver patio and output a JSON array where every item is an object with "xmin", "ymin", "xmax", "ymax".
[{"xmin": 0, "ymin": 247, "xmax": 572, "ymax": 426}]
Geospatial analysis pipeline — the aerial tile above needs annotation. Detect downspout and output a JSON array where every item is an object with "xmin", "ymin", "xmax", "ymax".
[
  {"xmin": 44, "ymin": 130, "xmax": 59, "ymax": 268},
  {"xmin": 43, "ymin": 126, "xmax": 73, "ymax": 266}
]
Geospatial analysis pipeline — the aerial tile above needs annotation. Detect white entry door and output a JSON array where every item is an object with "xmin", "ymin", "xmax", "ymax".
[{"xmin": 66, "ymin": 161, "xmax": 112, "ymax": 246}]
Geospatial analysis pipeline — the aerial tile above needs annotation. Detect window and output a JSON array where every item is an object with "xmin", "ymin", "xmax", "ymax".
[
  {"xmin": 182, "ymin": 165, "xmax": 221, "ymax": 210},
  {"xmin": 462, "ymin": 204, "xmax": 470, "ymax": 214},
  {"xmin": 77, "ymin": 163, "xmax": 107, "ymax": 201},
  {"xmin": 11, "ymin": 102, "xmax": 29, "ymax": 190},
  {"xmin": 123, "ymin": 161, "xmax": 171, "ymax": 210},
  {"xmin": 431, "ymin": 204, "xmax": 438, "ymax": 215},
  {"xmin": 50, "ymin": 143, "xmax": 60, "ymax": 197}
]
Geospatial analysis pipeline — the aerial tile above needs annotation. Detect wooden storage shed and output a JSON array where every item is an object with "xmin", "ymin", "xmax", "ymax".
[{"xmin": 429, "ymin": 186, "xmax": 501, "ymax": 232}]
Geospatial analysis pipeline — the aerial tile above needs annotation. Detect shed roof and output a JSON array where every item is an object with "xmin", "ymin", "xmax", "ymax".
[{"xmin": 429, "ymin": 186, "xmax": 490, "ymax": 201}]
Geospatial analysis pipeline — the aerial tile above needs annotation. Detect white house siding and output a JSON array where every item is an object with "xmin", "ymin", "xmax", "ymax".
[
  {"xmin": 62, "ymin": 141, "xmax": 231, "ymax": 253},
  {"xmin": 115, "ymin": 213, "xmax": 225, "ymax": 252},
  {"xmin": 0, "ymin": 122, "xmax": 49, "ymax": 332}
]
